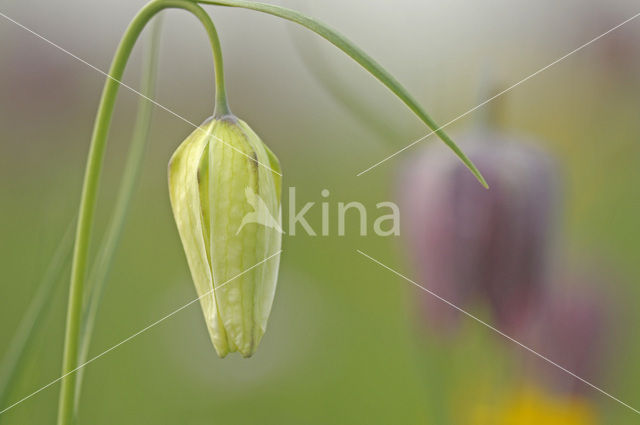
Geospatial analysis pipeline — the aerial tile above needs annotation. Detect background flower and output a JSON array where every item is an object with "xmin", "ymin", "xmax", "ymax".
[{"xmin": 400, "ymin": 130, "xmax": 558, "ymax": 333}]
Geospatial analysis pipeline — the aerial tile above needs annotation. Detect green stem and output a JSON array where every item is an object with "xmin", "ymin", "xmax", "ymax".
[
  {"xmin": 73, "ymin": 15, "xmax": 165, "ymax": 417},
  {"xmin": 210, "ymin": 25, "xmax": 231, "ymax": 117},
  {"xmin": 57, "ymin": 2, "xmax": 227, "ymax": 424},
  {"xmin": 196, "ymin": 0, "xmax": 487, "ymax": 187}
]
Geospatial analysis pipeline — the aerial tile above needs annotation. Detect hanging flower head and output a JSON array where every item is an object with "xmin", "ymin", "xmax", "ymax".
[{"xmin": 168, "ymin": 115, "xmax": 282, "ymax": 357}]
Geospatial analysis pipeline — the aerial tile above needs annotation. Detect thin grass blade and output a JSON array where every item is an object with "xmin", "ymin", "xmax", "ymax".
[
  {"xmin": 198, "ymin": 0, "xmax": 487, "ymax": 187},
  {"xmin": 0, "ymin": 222, "xmax": 75, "ymax": 421}
]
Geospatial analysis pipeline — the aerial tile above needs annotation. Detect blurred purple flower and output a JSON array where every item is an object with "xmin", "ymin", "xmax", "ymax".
[
  {"xmin": 398, "ymin": 130, "xmax": 558, "ymax": 334},
  {"xmin": 518, "ymin": 270, "xmax": 613, "ymax": 396}
]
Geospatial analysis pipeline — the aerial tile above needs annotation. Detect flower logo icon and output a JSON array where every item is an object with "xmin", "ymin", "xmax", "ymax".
[{"xmin": 237, "ymin": 187, "xmax": 284, "ymax": 235}]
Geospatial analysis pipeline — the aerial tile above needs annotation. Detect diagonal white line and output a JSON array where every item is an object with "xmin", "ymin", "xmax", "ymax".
[
  {"xmin": 356, "ymin": 249, "xmax": 640, "ymax": 415},
  {"xmin": 357, "ymin": 10, "xmax": 640, "ymax": 177},
  {"xmin": 0, "ymin": 11, "xmax": 282, "ymax": 177},
  {"xmin": 0, "ymin": 250, "xmax": 282, "ymax": 416}
]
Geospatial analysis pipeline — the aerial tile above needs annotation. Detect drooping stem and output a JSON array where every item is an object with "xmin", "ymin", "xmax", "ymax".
[
  {"xmin": 57, "ymin": 2, "xmax": 227, "ymax": 424},
  {"xmin": 210, "ymin": 20, "xmax": 230, "ymax": 117},
  {"xmin": 196, "ymin": 0, "xmax": 487, "ymax": 187},
  {"xmin": 73, "ymin": 15, "xmax": 165, "ymax": 416}
]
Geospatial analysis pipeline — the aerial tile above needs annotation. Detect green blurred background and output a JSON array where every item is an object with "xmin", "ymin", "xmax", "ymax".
[{"xmin": 1, "ymin": 0, "xmax": 640, "ymax": 423}]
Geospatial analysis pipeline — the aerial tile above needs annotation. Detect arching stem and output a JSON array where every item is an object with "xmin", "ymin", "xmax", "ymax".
[
  {"xmin": 73, "ymin": 15, "xmax": 163, "ymax": 416},
  {"xmin": 196, "ymin": 0, "xmax": 487, "ymax": 187},
  {"xmin": 57, "ymin": 2, "xmax": 227, "ymax": 424}
]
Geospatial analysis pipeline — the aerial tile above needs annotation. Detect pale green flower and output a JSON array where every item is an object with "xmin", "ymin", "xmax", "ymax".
[{"xmin": 168, "ymin": 115, "xmax": 282, "ymax": 358}]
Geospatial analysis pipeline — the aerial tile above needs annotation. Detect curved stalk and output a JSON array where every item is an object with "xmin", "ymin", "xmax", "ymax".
[
  {"xmin": 73, "ymin": 16, "xmax": 165, "ymax": 416},
  {"xmin": 57, "ymin": 2, "xmax": 227, "ymax": 424},
  {"xmin": 196, "ymin": 0, "xmax": 487, "ymax": 187}
]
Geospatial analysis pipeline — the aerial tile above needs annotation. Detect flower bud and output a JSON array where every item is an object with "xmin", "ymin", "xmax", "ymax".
[
  {"xmin": 168, "ymin": 115, "xmax": 282, "ymax": 358},
  {"xmin": 399, "ymin": 130, "xmax": 557, "ymax": 333}
]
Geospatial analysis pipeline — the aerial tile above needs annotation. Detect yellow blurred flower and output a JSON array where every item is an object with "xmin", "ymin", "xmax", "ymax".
[{"xmin": 469, "ymin": 384, "xmax": 596, "ymax": 425}]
